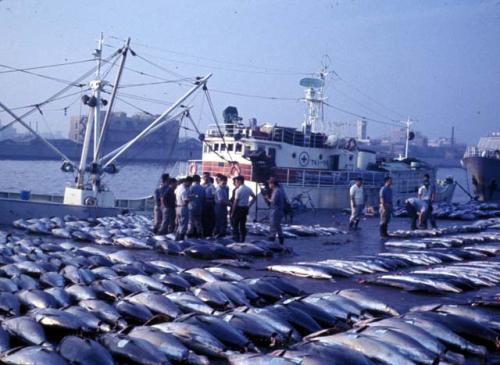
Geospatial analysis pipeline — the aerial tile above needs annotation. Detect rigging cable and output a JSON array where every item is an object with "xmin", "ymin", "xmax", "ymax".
[
  {"xmin": 0, "ymin": 48, "xmax": 122, "ymax": 133},
  {"xmin": 184, "ymin": 110, "xmax": 232, "ymax": 164},
  {"xmin": 323, "ymin": 101, "xmax": 401, "ymax": 128},
  {"xmin": 110, "ymin": 36, "xmax": 313, "ymax": 76},
  {"xmin": 0, "ymin": 63, "xmax": 86, "ymax": 87},
  {"xmin": 203, "ymin": 86, "xmax": 234, "ymax": 162},
  {"xmin": 0, "ymin": 59, "xmax": 95, "ymax": 74},
  {"xmin": 0, "ymin": 88, "xmax": 90, "ymax": 113},
  {"xmin": 335, "ymin": 74, "xmax": 407, "ymax": 119}
]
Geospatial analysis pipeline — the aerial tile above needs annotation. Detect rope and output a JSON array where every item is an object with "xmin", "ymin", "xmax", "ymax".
[
  {"xmin": 0, "ymin": 49, "xmax": 122, "ymax": 133},
  {"xmin": 203, "ymin": 87, "xmax": 234, "ymax": 162},
  {"xmin": 184, "ymin": 112, "xmax": 232, "ymax": 164}
]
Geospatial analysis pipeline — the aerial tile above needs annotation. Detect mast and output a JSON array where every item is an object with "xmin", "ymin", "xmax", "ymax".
[
  {"xmin": 93, "ymin": 32, "xmax": 103, "ymax": 162},
  {"xmin": 300, "ymin": 66, "xmax": 327, "ymax": 137},
  {"xmin": 404, "ymin": 117, "xmax": 412, "ymax": 159},
  {"xmin": 95, "ymin": 38, "xmax": 131, "ymax": 160},
  {"xmin": 102, "ymin": 74, "xmax": 212, "ymax": 168},
  {"xmin": 76, "ymin": 34, "xmax": 106, "ymax": 189}
]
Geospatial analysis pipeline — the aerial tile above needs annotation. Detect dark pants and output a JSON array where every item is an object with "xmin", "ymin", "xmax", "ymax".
[
  {"xmin": 379, "ymin": 205, "xmax": 392, "ymax": 237},
  {"xmin": 214, "ymin": 204, "xmax": 228, "ymax": 238},
  {"xmin": 202, "ymin": 202, "xmax": 215, "ymax": 237},
  {"xmin": 232, "ymin": 206, "xmax": 249, "ymax": 242},
  {"xmin": 268, "ymin": 209, "xmax": 284, "ymax": 243},
  {"xmin": 153, "ymin": 206, "xmax": 162, "ymax": 234},
  {"xmin": 188, "ymin": 210, "xmax": 203, "ymax": 238},
  {"xmin": 427, "ymin": 202, "xmax": 437, "ymax": 229},
  {"xmin": 406, "ymin": 202, "xmax": 418, "ymax": 230}
]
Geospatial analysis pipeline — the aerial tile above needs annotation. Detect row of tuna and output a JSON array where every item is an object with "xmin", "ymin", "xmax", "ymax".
[
  {"xmin": 244, "ymin": 302, "xmax": 500, "ymax": 364},
  {"xmin": 393, "ymin": 201, "xmax": 500, "ymax": 221},
  {"xmin": 268, "ymin": 241, "xmax": 499, "ymax": 280},
  {"xmin": 10, "ymin": 215, "xmax": 343, "ymax": 262},
  {"xmin": 369, "ymin": 260, "xmax": 500, "ymax": 294},
  {"xmin": 389, "ymin": 218, "xmax": 500, "ymax": 239},
  {"xmin": 385, "ymin": 231, "xmax": 500, "ymax": 250},
  {"xmin": 0, "ymin": 229, "xmax": 415, "ymax": 364}
]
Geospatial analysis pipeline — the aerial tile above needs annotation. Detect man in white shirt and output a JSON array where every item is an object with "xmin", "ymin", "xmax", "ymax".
[
  {"xmin": 231, "ymin": 175, "xmax": 256, "ymax": 242},
  {"xmin": 175, "ymin": 176, "xmax": 192, "ymax": 241},
  {"xmin": 349, "ymin": 177, "xmax": 366, "ymax": 230},
  {"xmin": 405, "ymin": 197, "xmax": 429, "ymax": 230},
  {"xmin": 418, "ymin": 174, "xmax": 437, "ymax": 229}
]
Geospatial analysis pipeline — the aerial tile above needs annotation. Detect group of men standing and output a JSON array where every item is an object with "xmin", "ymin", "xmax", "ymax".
[
  {"xmin": 153, "ymin": 172, "xmax": 287, "ymax": 244},
  {"xmin": 154, "ymin": 172, "xmax": 231, "ymax": 240},
  {"xmin": 348, "ymin": 173, "xmax": 437, "ymax": 239}
]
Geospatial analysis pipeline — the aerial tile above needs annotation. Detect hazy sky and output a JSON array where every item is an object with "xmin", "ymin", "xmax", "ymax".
[{"xmin": 0, "ymin": 0, "xmax": 499, "ymax": 143}]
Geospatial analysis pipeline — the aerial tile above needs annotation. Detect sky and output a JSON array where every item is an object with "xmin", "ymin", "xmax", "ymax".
[{"xmin": 0, "ymin": 0, "xmax": 499, "ymax": 143}]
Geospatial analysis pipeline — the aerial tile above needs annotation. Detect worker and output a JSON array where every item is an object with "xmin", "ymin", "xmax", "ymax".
[
  {"xmin": 188, "ymin": 174, "xmax": 205, "ymax": 238},
  {"xmin": 175, "ymin": 176, "xmax": 192, "ymax": 241},
  {"xmin": 201, "ymin": 172, "xmax": 216, "ymax": 237},
  {"xmin": 379, "ymin": 176, "xmax": 393, "ymax": 238},
  {"xmin": 214, "ymin": 174, "xmax": 229, "ymax": 238},
  {"xmin": 349, "ymin": 177, "xmax": 366, "ymax": 230},
  {"xmin": 231, "ymin": 175, "xmax": 256, "ymax": 242},
  {"xmin": 159, "ymin": 178, "xmax": 177, "ymax": 234},
  {"xmin": 418, "ymin": 174, "xmax": 437, "ymax": 229},
  {"xmin": 405, "ymin": 197, "xmax": 429, "ymax": 230},
  {"xmin": 266, "ymin": 177, "xmax": 286, "ymax": 244},
  {"xmin": 153, "ymin": 173, "xmax": 169, "ymax": 234}
]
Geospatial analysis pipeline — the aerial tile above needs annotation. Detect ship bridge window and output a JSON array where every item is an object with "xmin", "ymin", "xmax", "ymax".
[
  {"xmin": 227, "ymin": 143, "xmax": 234, "ymax": 152},
  {"xmin": 214, "ymin": 143, "xmax": 219, "ymax": 152},
  {"xmin": 319, "ymin": 154, "xmax": 323, "ymax": 160},
  {"xmin": 221, "ymin": 144, "xmax": 226, "ymax": 151},
  {"xmin": 235, "ymin": 143, "xmax": 242, "ymax": 153}
]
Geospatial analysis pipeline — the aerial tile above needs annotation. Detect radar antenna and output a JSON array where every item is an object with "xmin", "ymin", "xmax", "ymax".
[{"xmin": 300, "ymin": 60, "xmax": 329, "ymax": 135}]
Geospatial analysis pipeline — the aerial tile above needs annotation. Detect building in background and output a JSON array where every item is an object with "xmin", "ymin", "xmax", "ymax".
[{"xmin": 0, "ymin": 111, "xmax": 202, "ymax": 162}]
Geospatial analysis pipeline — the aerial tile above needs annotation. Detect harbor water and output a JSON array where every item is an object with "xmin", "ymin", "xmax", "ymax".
[{"xmin": 0, "ymin": 159, "xmax": 470, "ymax": 202}]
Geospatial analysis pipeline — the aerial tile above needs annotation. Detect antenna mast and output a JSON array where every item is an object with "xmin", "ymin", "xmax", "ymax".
[
  {"xmin": 301, "ymin": 64, "xmax": 328, "ymax": 136},
  {"xmin": 404, "ymin": 117, "xmax": 413, "ymax": 159}
]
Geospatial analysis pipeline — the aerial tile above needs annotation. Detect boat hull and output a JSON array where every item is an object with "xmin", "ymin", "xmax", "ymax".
[
  {"xmin": 0, "ymin": 198, "xmax": 124, "ymax": 225},
  {"xmin": 462, "ymin": 156, "xmax": 500, "ymax": 202}
]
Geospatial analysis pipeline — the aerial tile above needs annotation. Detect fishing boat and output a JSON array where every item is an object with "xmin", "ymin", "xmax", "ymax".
[
  {"xmin": 189, "ymin": 70, "xmax": 455, "ymax": 211},
  {"xmin": 0, "ymin": 36, "xmax": 211, "ymax": 225},
  {"xmin": 462, "ymin": 132, "xmax": 500, "ymax": 202}
]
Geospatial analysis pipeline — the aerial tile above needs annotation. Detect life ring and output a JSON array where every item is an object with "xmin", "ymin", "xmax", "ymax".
[
  {"xmin": 189, "ymin": 162, "xmax": 197, "ymax": 176},
  {"xmin": 346, "ymin": 138, "xmax": 357, "ymax": 151},
  {"xmin": 230, "ymin": 162, "xmax": 241, "ymax": 177},
  {"xmin": 84, "ymin": 196, "xmax": 97, "ymax": 206}
]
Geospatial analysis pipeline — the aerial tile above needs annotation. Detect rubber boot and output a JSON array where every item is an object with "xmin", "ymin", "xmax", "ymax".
[
  {"xmin": 354, "ymin": 220, "xmax": 360, "ymax": 230},
  {"xmin": 383, "ymin": 223, "xmax": 390, "ymax": 237},
  {"xmin": 380, "ymin": 224, "xmax": 389, "ymax": 238},
  {"xmin": 278, "ymin": 236, "xmax": 284, "ymax": 245}
]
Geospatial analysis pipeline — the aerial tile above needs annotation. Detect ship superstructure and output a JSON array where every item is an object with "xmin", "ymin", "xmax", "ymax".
[
  {"xmin": 190, "ymin": 72, "xmax": 454, "ymax": 209},
  {"xmin": 462, "ymin": 133, "xmax": 500, "ymax": 202}
]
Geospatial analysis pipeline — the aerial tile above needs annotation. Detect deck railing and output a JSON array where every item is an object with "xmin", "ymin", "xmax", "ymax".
[
  {"xmin": 273, "ymin": 168, "xmax": 386, "ymax": 187},
  {"xmin": 464, "ymin": 146, "xmax": 500, "ymax": 159},
  {"xmin": 206, "ymin": 124, "xmax": 328, "ymax": 148}
]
